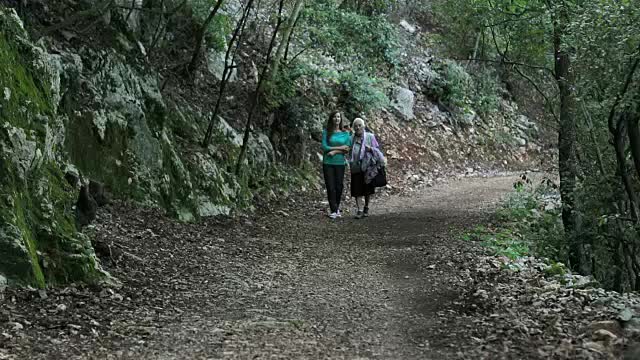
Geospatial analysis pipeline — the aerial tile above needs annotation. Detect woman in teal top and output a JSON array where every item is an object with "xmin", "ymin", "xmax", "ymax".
[{"xmin": 322, "ymin": 111, "xmax": 352, "ymax": 219}]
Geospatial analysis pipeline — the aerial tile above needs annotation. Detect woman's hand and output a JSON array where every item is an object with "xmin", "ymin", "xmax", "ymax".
[
  {"xmin": 339, "ymin": 145, "xmax": 350, "ymax": 152},
  {"xmin": 365, "ymin": 145, "xmax": 372, "ymax": 152},
  {"xmin": 327, "ymin": 150, "xmax": 339, "ymax": 156}
]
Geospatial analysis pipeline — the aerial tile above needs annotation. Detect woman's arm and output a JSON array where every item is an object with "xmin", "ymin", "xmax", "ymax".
[
  {"xmin": 321, "ymin": 130, "xmax": 331, "ymax": 152},
  {"xmin": 322, "ymin": 130, "xmax": 350, "ymax": 152},
  {"xmin": 327, "ymin": 149, "xmax": 349, "ymax": 156}
]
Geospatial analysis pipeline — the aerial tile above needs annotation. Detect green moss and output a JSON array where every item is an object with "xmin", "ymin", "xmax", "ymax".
[
  {"xmin": 0, "ymin": 7, "xmax": 101, "ymax": 286},
  {"xmin": 0, "ymin": 31, "xmax": 53, "ymax": 137},
  {"xmin": 545, "ymin": 262, "xmax": 568, "ymax": 277},
  {"xmin": 0, "ymin": 170, "xmax": 46, "ymax": 287},
  {"xmin": 13, "ymin": 196, "xmax": 46, "ymax": 287},
  {"xmin": 158, "ymin": 133, "xmax": 197, "ymax": 220},
  {"xmin": 64, "ymin": 112, "xmax": 135, "ymax": 197}
]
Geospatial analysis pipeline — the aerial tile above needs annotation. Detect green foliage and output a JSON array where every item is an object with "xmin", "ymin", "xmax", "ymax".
[
  {"xmin": 424, "ymin": 60, "xmax": 500, "ymax": 119},
  {"xmin": 338, "ymin": 70, "xmax": 390, "ymax": 118},
  {"xmin": 463, "ymin": 178, "xmax": 566, "ymax": 263},
  {"xmin": 470, "ymin": 67, "xmax": 501, "ymax": 116},
  {"xmin": 545, "ymin": 262, "xmax": 568, "ymax": 277},
  {"xmin": 264, "ymin": 61, "xmax": 389, "ymax": 124},
  {"xmin": 463, "ymin": 225, "xmax": 530, "ymax": 260},
  {"xmin": 190, "ymin": 0, "xmax": 233, "ymax": 52},
  {"xmin": 425, "ymin": 60, "xmax": 472, "ymax": 108},
  {"xmin": 434, "ymin": 0, "xmax": 550, "ymax": 64},
  {"xmin": 303, "ymin": 0, "xmax": 401, "ymax": 70},
  {"xmin": 339, "ymin": 0, "xmax": 398, "ymax": 16}
]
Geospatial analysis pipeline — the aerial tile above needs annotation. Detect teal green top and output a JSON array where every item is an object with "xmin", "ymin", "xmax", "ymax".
[{"xmin": 322, "ymin": 129, "xmax": 352, "ymax": 165}]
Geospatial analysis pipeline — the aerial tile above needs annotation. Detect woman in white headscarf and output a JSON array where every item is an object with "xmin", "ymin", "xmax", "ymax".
[{"xmin": 349, "ymin": 118, "xmax": 383, "ymax": 219}]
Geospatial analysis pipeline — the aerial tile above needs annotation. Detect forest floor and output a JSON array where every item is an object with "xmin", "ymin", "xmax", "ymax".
[{"xmin": 0, "ymin": 175, "xmax": 634, "ymax": 359}]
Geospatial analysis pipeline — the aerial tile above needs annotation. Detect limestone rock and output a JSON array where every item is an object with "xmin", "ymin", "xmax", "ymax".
[
  {"xmin": 515, "ymin": 137, "xmax": 527, "ymax": 147},
  {"xmin": 207, "ymin": 48, "xmax": 237, "ymax": 82},
  {"xmin": 589, "ymin": 320, "xmax": 622, "ymax": 337},
  {"xmin": 460, "ymin": 109, "xmax": 478, "ymax": 126},
  {"xmin": 592, "ymin": 329, "xmax": 618, "ymax": 347},
  {"xmin": 0, "ymin": 7, "xmax": 103, "ymax": 286},
  {"xmin": 399, "ymin": 20, "xmax": 416, "ymax": 34},
  {"xmin": 390, "ymin": 86, "xmax": 416, "ymax": 120}
]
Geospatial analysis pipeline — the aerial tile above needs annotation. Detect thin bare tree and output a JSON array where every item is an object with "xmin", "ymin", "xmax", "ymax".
[{"xmin": 202, "ymin": 0, "xmax": 255, "ymax": 148}]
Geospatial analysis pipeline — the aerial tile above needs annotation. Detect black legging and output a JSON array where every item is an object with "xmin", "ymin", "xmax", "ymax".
[{"xmin": 323, "ymin": 164, "xmax": 345, "ymax": 213}]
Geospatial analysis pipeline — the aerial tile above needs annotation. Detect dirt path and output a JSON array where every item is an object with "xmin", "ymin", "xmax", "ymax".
[{"xmin": 1, "ymin": 175, "xmax": 520, "ymax": 359}]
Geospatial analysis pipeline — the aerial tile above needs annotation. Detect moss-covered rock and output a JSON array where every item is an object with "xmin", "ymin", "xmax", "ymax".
[
  {"xmin": 57, "ymin": 47, "xmax": 285, "ymax": 220},
  {"xmin": 1, "ymin": 3, "xmax": 312, "ymax": 287},
  {"xmin": 0, "ymin": 7, "xmax": 103, "ymax": 287}
]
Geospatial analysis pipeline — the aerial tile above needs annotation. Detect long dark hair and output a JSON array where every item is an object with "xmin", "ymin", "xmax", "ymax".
[{"xmin": 325, "ymin": 110, "xmax": 344, "ymax": 140}]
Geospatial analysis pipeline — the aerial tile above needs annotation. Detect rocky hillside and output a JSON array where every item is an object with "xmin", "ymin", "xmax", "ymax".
[{"xmin": 0, "ymin": 0, "xmax": 550, "ymax": 287}]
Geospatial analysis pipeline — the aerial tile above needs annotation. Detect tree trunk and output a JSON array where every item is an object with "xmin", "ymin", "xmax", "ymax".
[
  {"xmin": 270, "ymin": 0, "xmax": 305, "ymax": 79},
  {"xmin": 627, "ymin": 95, "xmax": 640, "ymax": 181},
  {"xmin": 284, "ymin": 9, "xmax": 302, "ymax": 62},
  {"xmin": 612, "ymin": 114, "xmax": 640, "ymax": 221},
  {"xmin": 202, "ymin": 0, "xmax": 255, "ymax": 148},
  {"xmin": 187, "ymin": 0, "xmax": 224, "ymax": 75},
  {"xmin": 235, "ymin": 0, "xmax": 286, "ymax": 175},
  {"xmin": 552, "ymin": 7, "xmax": 586, "ymax": 274},
  {"xmin": 629, "ymin": 118, "xmax": 640, "ymax": 179}
]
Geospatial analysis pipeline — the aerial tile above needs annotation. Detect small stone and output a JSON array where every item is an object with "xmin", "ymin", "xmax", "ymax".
[
  {"xmin": 619, "ymin": 308, "xmax": 634, "ymax": 322},
  {"xmin": 399, "ymin": 19, "xmax": 416, "ymax": 34},
  {"xmin": 592, "ymin": 329, "xmax": 617, "ymax": 343},
  {"xmin": 515, "ymin": 137, "xmax": 527, "ymax": 147},
  {"xmin": 56, "ymin": 304, "xmax": 68, "ymax": 312},
  {"xmin": 589, "ymin": 320, "xmax": 622, "ymax": 336},
  {"xmin": 583, "ymin": 341, "xmax": 606, "ymax": 353}
]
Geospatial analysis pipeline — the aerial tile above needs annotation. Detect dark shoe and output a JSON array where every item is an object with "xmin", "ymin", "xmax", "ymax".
[
  {"xmin": 355, "ymin": 210, "xmax": 364, "ymax": 219},
  {"xmin": 363, "ymin": 207, "xmax": 369, "ymax": 217}
]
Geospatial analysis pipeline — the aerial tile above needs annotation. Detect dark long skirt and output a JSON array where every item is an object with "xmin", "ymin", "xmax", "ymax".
[{"xmin": 351, "ymin": 171, "xmax": 375, "ymax": 197}]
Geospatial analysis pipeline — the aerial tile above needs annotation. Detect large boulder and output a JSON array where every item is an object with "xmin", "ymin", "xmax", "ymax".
[
  {"xmin": 390, "ymin": 86, "xmax": 416, "ymax": 120},
  {"xmin": 57, "ymin": 46, "xmax": 275, "ymax": 220},
  {"xmin": 0, "ymin": 7, "xmax": 103, "ymax": 286},
  {"xmin": 207, "ymin": 47, "xmax": 238, "ymax": 82}
]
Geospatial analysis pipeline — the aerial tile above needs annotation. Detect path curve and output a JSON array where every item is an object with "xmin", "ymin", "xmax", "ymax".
[{"xmin": 1, "ymin": 175, "xmax": 520, "ymax": 359}]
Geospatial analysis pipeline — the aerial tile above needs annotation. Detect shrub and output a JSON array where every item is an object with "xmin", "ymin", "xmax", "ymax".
[
  {"xmin": 424, "ymin": 60, "xmax": 501, "ymax": 122},
  {"xmin": 464, "ymin": 178, "xmax": 566, "ymax": 264},
  {"xmin": 470, "ymin": 67, "xmax": 500, "ymax": 116},
  {"xmin": 190, "ymin": 0, "xmax": 233, "ymax": 52},
  {"xmin": 338, "ymin": 70, "xmax": 390, "ymax": 119},
  {"xmin": 424, "ymin": 60, "xmax": 472, "ymax": 109},
  {"xmin": 303, "ymin": 1, "xmax": 401, "ymax": 70}
]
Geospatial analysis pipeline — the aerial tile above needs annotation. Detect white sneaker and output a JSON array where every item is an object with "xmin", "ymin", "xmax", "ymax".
[
  {"xmin": 335, "ymin": 209, "xmax": 342, "ymax": 218},
  {"xmin": 329, "ymin": 212, "xmax": 338, "ymax": 219}
]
